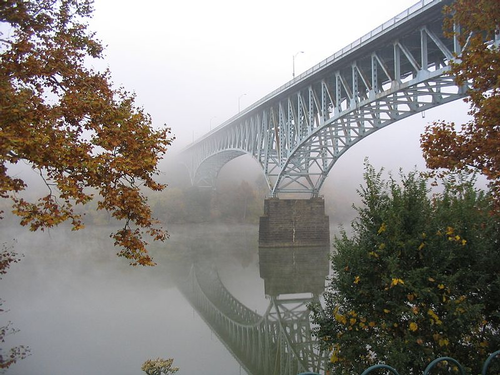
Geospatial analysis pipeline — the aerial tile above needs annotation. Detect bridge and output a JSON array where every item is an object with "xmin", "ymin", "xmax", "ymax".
[
  {"xmin": 177, "ymin": 246, "xmax": 330, "ymax": 375},
  {"xmin": 180, "ymin": 0, "xmax": 469, "ymax": 197}
]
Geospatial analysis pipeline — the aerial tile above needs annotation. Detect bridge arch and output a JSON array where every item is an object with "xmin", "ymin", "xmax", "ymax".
[{"xmin": 190, "ymin": 149, "xmax": 273, "ymax": 191}]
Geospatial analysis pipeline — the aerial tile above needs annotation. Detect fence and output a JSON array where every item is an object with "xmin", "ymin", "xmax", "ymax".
[{"xmin": 298, "ymin": 350, "xmax": 500, "ymax": 375}]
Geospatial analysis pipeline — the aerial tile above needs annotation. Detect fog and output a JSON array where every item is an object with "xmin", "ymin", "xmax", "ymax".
[
  {"xmin": 1, "ymin": 1, "xmax": 480, "ymax": 373},
  {"xmin": 88, "ymin": 0, "xmax": 435, "ymax": 153},
  {"xmin": 1, "ymin": 224, "xmax": 267, "ymax": 374}
]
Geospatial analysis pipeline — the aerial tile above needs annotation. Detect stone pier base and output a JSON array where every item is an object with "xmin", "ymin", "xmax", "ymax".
[{"xmin": 258, "ymin": 198, "xmax": 330, "ymax": 247}]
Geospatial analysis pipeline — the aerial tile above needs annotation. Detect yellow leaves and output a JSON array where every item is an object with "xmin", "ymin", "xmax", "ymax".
[
  {"xmin": 409, "ymin": 322, "xmax": 418, "ymax": 332},
  {"xmin": 368, "ymin": 251, "xmax": 379, "ymax": 258},
  {"xmin": 378, "ymin": 222, "xmax": 387, "ymax": 234},
  {"xmin": 428, "ymin": 309, "xmax": 443, "ymax": 325},
  {"xmin": 354, "ymin": 276, "xmax": 360, "ymax": 284},
  {"xmin": 439, "ymin": 338, "xmax": 450, "ymax": 347},
  {"xmin": 432, "ymin": 333, "xmax": 449, "ymax": 347},
  {"xmin": 330, "ymin": 344, "xmax": 341, "ymax": 363},
  {"xmin": 334, "ymin": 312, "xmax": 347, "ymax": 325},
  {"xmin": 391, "ymin": 278, "xmax": 405, "ymax": 287},
  {"xmin": 480, "ymin": 341, "xmax": 489, "ymax": 348},
  {"xmin": 383, "ymin": 308, "xmax": 391, "ymax": 314}
]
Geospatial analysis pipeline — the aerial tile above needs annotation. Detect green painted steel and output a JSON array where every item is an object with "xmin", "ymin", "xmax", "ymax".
[
  {"xmin": 423, "ymin": 357, "xmax": 465, "ymax": 375},
  {"xmin": 482, "ymin": 350, "xmax": 500, "ymax": 375},
  {"xmin": 360, "ymin": 364, "xmax": 400, "ymax": 375}
]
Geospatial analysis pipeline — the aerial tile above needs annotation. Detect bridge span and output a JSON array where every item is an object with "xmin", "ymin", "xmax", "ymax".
[{"xmin": 180, "ymin": 0, "xmax": 468, "ymax": 197}]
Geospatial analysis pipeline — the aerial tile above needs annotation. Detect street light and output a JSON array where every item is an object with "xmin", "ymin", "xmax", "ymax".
[
  {"xmin": 238, "ymin": 93, "xmax": 247, "ymax": 113},
  {"xmin": 293, "ymin": 51, "xmax": 304, "ymax": 78}
]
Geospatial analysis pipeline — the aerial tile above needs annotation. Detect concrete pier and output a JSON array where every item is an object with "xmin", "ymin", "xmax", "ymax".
[{"xmin": 258, "ymin": 198, "xmax": 330, "ymax": 247}]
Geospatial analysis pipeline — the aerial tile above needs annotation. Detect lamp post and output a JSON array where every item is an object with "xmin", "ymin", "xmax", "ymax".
[
  {"xmin": 238, "ymin": 93, "xmax": 246, "ymax": 113},
  {"xmin": 293, "ymin": 51, "xmax": 304, "ymax": 78}
]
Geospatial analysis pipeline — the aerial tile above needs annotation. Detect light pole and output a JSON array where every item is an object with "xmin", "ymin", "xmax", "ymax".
[
  {"xmin": 238, "ymin": 93, "xmax": 246, "ymax": 113},
  {"xmin": 293, "ymin": 51, "xmax": 304, "ymax": 78}
]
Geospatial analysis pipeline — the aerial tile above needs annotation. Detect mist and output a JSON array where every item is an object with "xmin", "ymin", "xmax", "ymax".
[{"xmin": 1, "ymin": 0, "xmax": 483, "ymax": 373}]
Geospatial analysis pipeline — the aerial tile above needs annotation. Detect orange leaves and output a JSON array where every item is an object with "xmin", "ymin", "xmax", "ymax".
[
  {"xmin": 1, "ymin": 0, "xmax": 174, "ymax": 265},
  {"xmin": 421, "ymin": 0, "xmax": 500, "ymax": 211}
]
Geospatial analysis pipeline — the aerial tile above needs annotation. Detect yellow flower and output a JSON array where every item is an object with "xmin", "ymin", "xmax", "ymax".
[
  {"xmin": 409, "ymin": 322, "xmax": 418, "ymax": 332},
  {"xmin": 354, "ymin": 276, "xmax": 360, "ymax": 284},
  {"xmin": 461, "ymin": 239, "xmax": 467, "ymax": 246},
  {"xmin": 383, "ymin": 309, "xmax": 391, "ymax": 313},
  {"xmin": 418, "ymin": 242, "xmax": 425, "ymax": 251},
  {"xmin": 446, "ymin": 226, "xmax": 454, "ymax": 235}
]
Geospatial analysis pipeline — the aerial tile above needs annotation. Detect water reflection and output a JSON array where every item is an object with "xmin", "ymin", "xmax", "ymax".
[
  {"xmin": 1, "ymin": 224, "xmax": 330, "ymax": 374},
  {"xmin": 178, "ymin": 245, "xmax": 330, "ymax": 375}
]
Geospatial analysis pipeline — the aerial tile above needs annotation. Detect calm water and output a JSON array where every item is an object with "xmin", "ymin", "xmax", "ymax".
[{"xmin": 0, "ymin": 224, "xmax": 329, "ymax": 375}]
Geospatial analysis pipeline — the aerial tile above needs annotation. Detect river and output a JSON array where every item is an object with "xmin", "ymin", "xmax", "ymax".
[{"xmin": 1, "ymin": 223, "xmax": 330, "ymax": 375}]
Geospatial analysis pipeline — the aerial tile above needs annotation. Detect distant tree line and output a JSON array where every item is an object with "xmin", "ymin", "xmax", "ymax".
[{"xmin": 150, "ymin": 180, "xmax": 266, "ymax": 225}]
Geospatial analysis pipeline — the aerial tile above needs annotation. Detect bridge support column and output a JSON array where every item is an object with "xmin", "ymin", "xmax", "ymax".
[{"xmin": 259, "ymin": 198, "xmax": 330, "ymax": 247}]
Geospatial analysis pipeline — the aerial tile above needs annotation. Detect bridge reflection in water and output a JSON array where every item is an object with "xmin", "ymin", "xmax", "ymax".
[{"xmin": 178, "ymin": 246, "xmax": 330, "ymax": 375}]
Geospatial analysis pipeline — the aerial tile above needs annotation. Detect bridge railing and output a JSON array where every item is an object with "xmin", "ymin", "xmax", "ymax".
[
  {"xmin": 207, "ymin": 0, "xmax": 443, "ymax": 137},
  {"xmin": 298, "ymin": 350, "xmax": 500, "ymax": 375}
]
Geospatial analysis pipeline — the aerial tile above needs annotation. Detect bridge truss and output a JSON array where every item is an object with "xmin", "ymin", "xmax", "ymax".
[
  {"xmin": 178, "ymin": 265, "xmax": 328, "ymax": 375},
  {"xmin": 181, "ymin": 0, "xmax": 469, "ymax": 196}
]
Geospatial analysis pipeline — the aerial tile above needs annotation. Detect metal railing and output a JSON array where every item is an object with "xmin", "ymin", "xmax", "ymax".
[{"xmin": 298, "ymin": 349, "xmax": 500, "ymax": 375}]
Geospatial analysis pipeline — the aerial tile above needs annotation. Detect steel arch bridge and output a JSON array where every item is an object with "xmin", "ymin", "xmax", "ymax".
[
  {"xmin": 180, "ymin": 0, "xmax": 470, "ymax": 197},
  {"xmin": 178, "ymin": 263, "xmax": 328, "ymax": 375}
]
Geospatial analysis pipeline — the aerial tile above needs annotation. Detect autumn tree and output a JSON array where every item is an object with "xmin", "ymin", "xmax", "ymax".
[
  {"xmin": 420, "ymin": 0, "xmax": 500, "ymax": 209},
  {"xmin": 312, "ymin": 163, "xmax": 500, "ymax": 374},
  {"xmin": 0, "ymin": 0, "xmax": 173, "ymax": 265}
]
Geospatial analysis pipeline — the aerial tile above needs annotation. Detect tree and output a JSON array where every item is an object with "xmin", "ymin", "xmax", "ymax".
[
  {"xmin": 420, "ymin": 0, "xmax": 500, "ymax": 210},
  {"xmin": 0, "ymin": 1, "xmax": 173, "ymax": 265},
  {"xmin": 141, "ymin": 358, "xmax": 179, "ymax": 375},
  {"xmin": 312, "ymin": 163, "xmax": 500, "ymax": 374}
]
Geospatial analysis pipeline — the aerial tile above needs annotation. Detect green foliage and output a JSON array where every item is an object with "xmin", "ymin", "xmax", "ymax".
[{"xmin": 312, "ymin": 162, "xmax": 500, "ymax": 374}]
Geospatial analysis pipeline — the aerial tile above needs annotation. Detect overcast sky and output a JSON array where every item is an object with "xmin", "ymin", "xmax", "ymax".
[{"xmin": 88, "ymin": 0, "xmax": 471, "ymax": 184}]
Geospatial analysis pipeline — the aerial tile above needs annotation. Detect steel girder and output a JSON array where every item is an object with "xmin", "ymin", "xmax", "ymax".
[{"xmin": 181, "ymin": 0, "xmax": 468, "ymax": 197}]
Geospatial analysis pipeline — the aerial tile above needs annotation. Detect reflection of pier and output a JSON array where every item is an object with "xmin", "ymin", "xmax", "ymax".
[{"xmin": 178, "ymin": 247, "xmax": 329, "ymax": 375}]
